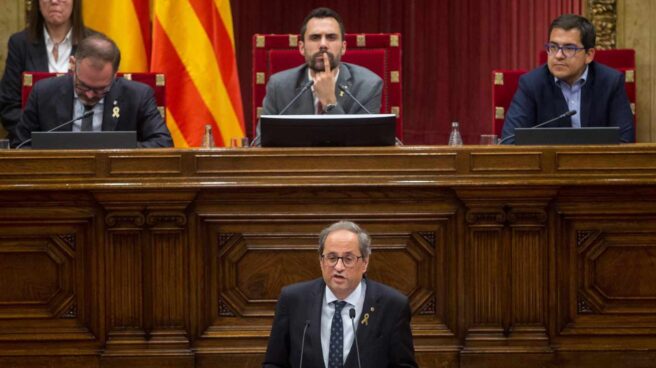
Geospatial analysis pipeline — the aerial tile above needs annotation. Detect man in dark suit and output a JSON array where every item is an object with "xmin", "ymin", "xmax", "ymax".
[
  {"xmin": 501, "ymin": 14, "xmax": 634, "ymax": 144},
  {"xmin": 262, "ymin": 221, "xmax": 418, "ymax": 368},
  {"xmin": 252, "ymin": 8, "xmax": 383, "ymax": 146},
  {"xmin": 14, "ymin": 33, "xmax": 172, "ymax": 148}
]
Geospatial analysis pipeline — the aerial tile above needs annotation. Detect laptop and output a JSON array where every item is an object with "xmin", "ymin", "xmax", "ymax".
[
  {"xmin": 514, "ymin": 127, "xmax": 620, "ymax": 145},
  {"xmin": 31, "ymin": 131, "xmax": 138, "ymax": 149},
  {"xmin": 260, "ymin": 114, "xmax": 397, "ymax": 147}
]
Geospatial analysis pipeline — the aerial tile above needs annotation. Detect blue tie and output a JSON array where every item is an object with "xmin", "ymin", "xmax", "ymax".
[{"xmin": 328, "ymin": 301, "xmax": 347, "ymax": 368}]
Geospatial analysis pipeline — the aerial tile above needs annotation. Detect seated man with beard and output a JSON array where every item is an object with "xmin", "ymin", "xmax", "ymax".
[{"xmin": 252, "ymin": 7, "xmax": 383, "ymax": 146}]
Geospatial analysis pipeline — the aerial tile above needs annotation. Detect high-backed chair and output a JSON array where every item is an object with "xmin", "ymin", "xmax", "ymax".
[
  {"xmin": 492, "ymin": 49, "xmax": 636, "ymax": 136},
  {"xmin": 22, "ymin": 72, "xmax": 167, "ymax": 120},
  {"xmin": 252, "ymin": 33, "xmax": 403, "ymax": 139}
]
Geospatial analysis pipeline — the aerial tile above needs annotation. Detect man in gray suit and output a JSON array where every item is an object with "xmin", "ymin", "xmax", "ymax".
[{"xmin": 252, "ymin": 7, "xmax": 383, "ymax": 146}]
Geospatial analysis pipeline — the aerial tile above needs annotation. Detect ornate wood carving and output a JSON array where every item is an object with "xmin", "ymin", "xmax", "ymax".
[
  {"xmin": 218, "ymin": 297, "xmax": 236, "ymax": 317},
  {"xmin": 588, "ymin": 0, "xmax": 617, "ymax": 49}
]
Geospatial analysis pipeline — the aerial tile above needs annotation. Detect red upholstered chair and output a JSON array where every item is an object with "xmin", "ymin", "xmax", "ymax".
[
  {"xmin": 252, "ymin": 33, "xmax": 403, "ymax": 139},
  {"xmin": 491, "ymin": 69, "xmax": 527, "ymax": 136},
  {"xmin": 22, "ymin": 72, "xmax": 167, "ymax": 120}
]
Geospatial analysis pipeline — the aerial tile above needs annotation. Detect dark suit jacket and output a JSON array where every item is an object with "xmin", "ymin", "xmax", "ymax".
[
  {"xmin": 501, "ymin": 61, "xmax": 635, "ymax": 144},
  {"xmin": 0, "ymin": 28, "xmax": 94, "ymax": 140},
  {"xmin": 262, "ymin": 278, "xmax": 417, "ymax": 368},
  {"xmin": 252, "ymin": 62, "xmax": 383, "ymax": 146},
  {"xmin": 15, "ymin": 74, "xmax": 173, "ymax": 148}
]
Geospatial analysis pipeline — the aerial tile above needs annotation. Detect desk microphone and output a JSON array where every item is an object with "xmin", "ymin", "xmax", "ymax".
[
  {"xmin": 499, "ymin": 109, "xmax": 576, "ymax": 145},
  {"xmin": 349, "ymin": 308, "xmax": 362, "ymax": 368},
  {"xmin": 16, "ymin": 110, "xmax": 95, "ymax": 149},
  {"xmin": 338, "ymin": 84, "xmax": 372, "ymax": 114},
  {"xmin": 299, "ymin": 320, "xmax": 310, "ymax": 368},
  {"xmin": 279, "ymin": 80, "xmax": 314, "ymax": 115}
]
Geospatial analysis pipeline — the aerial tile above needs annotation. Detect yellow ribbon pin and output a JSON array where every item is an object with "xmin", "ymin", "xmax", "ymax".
[
  {"xmin": 360, "ymin": 313, "xmax": 370, "ymax": 326},
  {"xmin": 112, "ymin": 106, "xmax": 120, "ymax": 119},
  {"xmin": 339, "ymin": 90, "xmax": 345, "ymax": 97}
]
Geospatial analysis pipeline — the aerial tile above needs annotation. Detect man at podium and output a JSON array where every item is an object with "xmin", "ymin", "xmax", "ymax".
[
  {"xmin": 263, "ymin": 221, "xmax": 417, "ymax": 368},
  {"xmin": 14, "ymin": 33, "xmax": 172, "ymax": 148}
]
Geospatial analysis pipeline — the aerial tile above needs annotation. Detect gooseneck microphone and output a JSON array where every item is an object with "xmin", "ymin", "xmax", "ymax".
[
  {"xmin": 279, "ymin": 80, "xmax": 314, "ymax": 115},
  {"xmin": 499, "ymin": 109, "xmax": 577, "ymax": 145},
  {"xmin": 338, "ymin": 84, "xmax": 372, "ymax": 114},
  {"xmin": 349, "ymin": 308, "xmax": 362, "ymax": 368},
  {"xmin": 299, "ymin": 320, "xmax": 310, "ymax": 368},
  {"xmin": 16, "ymin": 110, "xmax": 95, "ymax": 149}
]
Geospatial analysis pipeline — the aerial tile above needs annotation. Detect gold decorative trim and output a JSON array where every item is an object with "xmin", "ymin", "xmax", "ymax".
[
  {"xmin": 122, "ymin": 73, "xmax": 132, "ymax": 80},
  {"xmin": 391, "ymin": 71, "xmax": 400, "ymax": 83},
  {"xmin": 390, "ymin": 35, "xmax": 399, "ymax": 47},
  {"xmin": 289, "ymin": 34, "xmax": 298, "ymax": 47},
  {"xmin": 495, "ymin": 107, "xmax": 505, "ymax": 120},
  {"xmin": 256, "ymin": 35, "xmax": 265, "ymax": 48},
  {"xmin": 256, "ymin": 107, "xmax": 263, "ymax": 118},
  {"xmin": 630, "ymin": 103, "xmax": 636, "ymax": 115},
  {"xmin": 588, "ymin": 0, "xmax": 617, "ymax": 49},
  {"xmin": 256, "ymin": 72, "xmax": 265, "ymax": 85},
  {"xmin": 391, "ymin": 106, "xmax": 400, "ymax": 117},
  {"xmin": 23, "ymin": 74, "xmax": 33, "ymax": 87},
  {"xmin": 494, "ymin": 72, "xmax": 504, "ymax": 85},
  {"xmin": 356, "ymin": 34, "xmax": 366, "ymax": 47},
  {"xmin": 625, "ymin": 70, "xmax": 635, "ymax": 83},
  {"xmin": 156, "ymin": 74, "xmax": 166, "ymax": 86},
  {"xmin": 158, "ymin": 106, "xmax": 165, "ymax": 119}
]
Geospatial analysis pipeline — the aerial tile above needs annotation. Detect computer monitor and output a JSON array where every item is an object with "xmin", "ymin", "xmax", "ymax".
[
  {"xmin": 514, "ymin": 127, "xmax": 620, "ymax": 145},
  {"xmin": 31, "ymin": 131, "xmax": 138, "ymax": 149},
  {"xmin": 260, "ymin": 114, "xmax": 397, "ymax": 147}
]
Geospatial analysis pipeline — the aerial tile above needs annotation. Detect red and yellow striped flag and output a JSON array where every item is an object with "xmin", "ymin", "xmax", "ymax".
[
  {"xmin": 83, "ymin": 0, "xmax": 151, "ymax": 72},
  {"xmin": 151, "ymin": 0, "xmax": 244, "ymax": 147}
]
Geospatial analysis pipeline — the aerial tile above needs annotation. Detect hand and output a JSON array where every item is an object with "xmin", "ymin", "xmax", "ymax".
[{"xmin": 313, "ymin": 52, "xmax": 337, "ymax": 106}]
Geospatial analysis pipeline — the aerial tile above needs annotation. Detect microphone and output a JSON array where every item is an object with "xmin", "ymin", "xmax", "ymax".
[
  {"xmin": 499, "ymin": 110, "xmax": 576, "ymax": 145},
  {"xmin": 299, "ymin": 320, "xmax": 310, "ymax": 368},
  {"xmin": 349, "ymin": 308, "xmax": 362, "ymax": 368},
  {"xmin": 279, "ymin": 80, "xmax": 314, "ymax": 115},
  {"xmin": 338, "ymin": 84, "xmax": 372, "ymax": 114},
  {"xmin": 16, "ymin": 110, "xmax": 95, "ymax": 149}
]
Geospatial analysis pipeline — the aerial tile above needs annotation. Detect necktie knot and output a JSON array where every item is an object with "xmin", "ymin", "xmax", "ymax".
[{"xmin": 334, "ymin": 300, "xmax": 346, "ymax": 313}]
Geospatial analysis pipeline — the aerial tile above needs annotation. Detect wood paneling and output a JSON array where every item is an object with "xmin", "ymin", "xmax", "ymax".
[{"xmin": 1, "ymin": 146, "xmax": 656, "ymax": 367}]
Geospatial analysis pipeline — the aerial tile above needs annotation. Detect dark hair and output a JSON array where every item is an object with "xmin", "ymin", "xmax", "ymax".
[
  {"xmin": 75, "ymin": 33, "xmax": 121, "ymax": 72},
  {"xmin": 549, "ymin": 14, "xmax": 596, "ymax": 50},
  {"xmin": 319, "ymin": 220, "xmax": 371, "ymax": 259},
  {"xmin": 300, "ymin": 7, "xmax": 346, "ymax": 41},
  {"xmin": 28, "ymin": 0, "xmax": 87, "ymax": 45}
]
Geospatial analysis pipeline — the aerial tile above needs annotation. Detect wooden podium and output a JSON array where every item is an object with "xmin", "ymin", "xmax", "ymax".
[{"xmin": 1, "ymin": 145, "xmax": 655, "ymax": 368}]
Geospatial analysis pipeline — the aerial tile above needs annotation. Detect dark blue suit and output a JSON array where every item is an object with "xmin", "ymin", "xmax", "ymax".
[
  {"xmin": 501, "ymin": 61, "xmax": 635, "ymax": 144},
  {"xmin": 262, "ymin": 278, "xmax": 417, "ymax": 368}
]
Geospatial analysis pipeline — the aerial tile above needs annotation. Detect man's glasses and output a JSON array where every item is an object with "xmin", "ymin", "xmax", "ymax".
[
  {"xmin": 321, "ymin": 253, "xmax": 363, "ymax": 268},
  {"xmin": 544, "ymin": 43, "xmax": 586, "ymax": 58},
  {"xmin": 74, "ymin": 73, "xmax": 113, "ymax": 96}
]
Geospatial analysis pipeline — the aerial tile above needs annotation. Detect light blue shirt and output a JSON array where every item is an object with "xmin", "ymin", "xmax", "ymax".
[
  {"xmin": 72, "ymin": 93, "xmax": 104, "ymax": 131},
  {"xmin": 321, "ymin": 279, "xmax": 366, "ymax": 367},
  {"xmin": 555, "ymin": 66, "xmax": 588, "ymax": 128}
]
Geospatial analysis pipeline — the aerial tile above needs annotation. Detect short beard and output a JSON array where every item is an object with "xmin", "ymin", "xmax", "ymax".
[{"xmin": 308, "ymin": 51, "xmax": 339, "ymax": 72}]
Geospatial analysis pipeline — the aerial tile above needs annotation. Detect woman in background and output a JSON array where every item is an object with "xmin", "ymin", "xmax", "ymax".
[{"xmin": 0, "ymin": 0, "xmax": 92, "ymax": 141}]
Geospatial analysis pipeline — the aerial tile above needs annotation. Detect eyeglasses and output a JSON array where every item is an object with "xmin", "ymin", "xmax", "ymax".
[
  {"xmin": 74, "ymin": 72, "xmax": 113, "ymax": 96},
  {"xmin": 544, "ymin": 43, "xmax": 586, "ymax": 58},
  {"xmin": 321, "ymin": 253, "xmax": 363, "ymax": 268}
]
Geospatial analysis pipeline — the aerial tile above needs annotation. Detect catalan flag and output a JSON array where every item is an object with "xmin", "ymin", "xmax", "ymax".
[
  {"xmin": 151, "ymin": 0, "xmax": 245, "ymax": 147},
  {"xmin": 83, "ymin": 0, "xmax": 151, "ymax": 72}
]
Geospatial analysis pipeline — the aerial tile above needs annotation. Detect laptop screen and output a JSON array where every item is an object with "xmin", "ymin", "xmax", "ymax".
[{"xmin": 260, "ymin": 114, "xmax": 396, "ymax": 147}]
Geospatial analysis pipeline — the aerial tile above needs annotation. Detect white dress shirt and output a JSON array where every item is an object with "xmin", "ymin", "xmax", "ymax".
[
  {"xmin": 321, "ymin": 279, "xmax": 366, "ymax": 367},
  {"xmin": 44, "ymin": 27, "xmax": 73, "ymax": 73}
]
